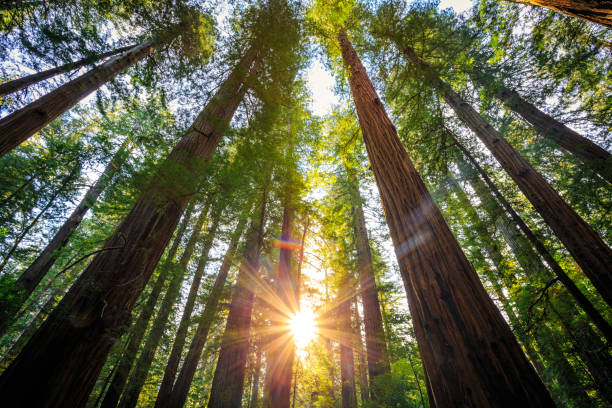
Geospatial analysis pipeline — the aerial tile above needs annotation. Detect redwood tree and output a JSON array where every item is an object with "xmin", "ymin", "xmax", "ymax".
[
  {"xmin": 207, "ymin": 186, "xmax": 268, "ymax": 408},
  {"xmin": 399, "ymin": 44, "xmax": 612, "ymax": 309},
  {"xmin": 164, "ymin": 215, "xmax": 248, "ymax": 408},
  {"xmin": 338, "ymin": 28, "xmax": 554, "ymax": 407},
  {"xmin": 469, "ymin": 70, "xmax": 611, "ymax": 183},
  {"xmin": 0, "ymin": 44, "xmax": 136, "ymax": 97},
  {"xmin": 510, "ymin": 0, "xmax": 612, "ymax": 27},
  {"xmin": 0, "ymin": 41, "xmax": 156, "ymax": 158},
  {"xmin": 346, "ymin": 169, "xmax": 390, "ymax": 390},
  {"xmin": 0, "ymin": 44, "xmax": 260, "ymax": 407}
]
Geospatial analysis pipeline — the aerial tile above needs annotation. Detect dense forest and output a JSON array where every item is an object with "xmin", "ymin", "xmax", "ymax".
[{"xmin": 0, "ymin": 0, "xmax": 610, "ymax": 407}]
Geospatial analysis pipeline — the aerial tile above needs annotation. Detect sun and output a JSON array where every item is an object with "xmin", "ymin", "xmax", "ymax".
[{"xmin": 289, "ymin": 308, "xmax": 317, "ymax": 352}]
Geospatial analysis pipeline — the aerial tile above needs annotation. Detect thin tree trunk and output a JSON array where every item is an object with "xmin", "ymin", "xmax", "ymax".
[
  {"xmin": 0, "ymin": 41, "xmax": 155, "ymax": 158},
  {"xmin": 118, "ymin": 203, "xmax": 210, "ymax": 408},
  {"xmin": 0, "ymin": 46, "xmax": 260, "ymax": 407},
  {"xmin": 207, "ymin": 182, "xmax": 269, "ymax": 408},
  {"xmin": 249, "ymin": 343, "xmax": 263, "ymax": 408},
  {"xmin": 0, "ymin": 44, "xmax": 136, "ymax": 97},
  {"xmin": 99, "ymin": 202, "xmax": 195, "ymax": 408},
  {"xmin": 263, "ymin": 202, "xmax": 296, "ymax": 408},
  {"xmin": 512, "ymin": 0, "xmax": 612, "ymax": 27},
  {"xmin": 346, "ymin": 170, "xmax": 390, "ymax": 389},
  {"xmin": 0, "ymin": 141, "xmax": 132, "ymax": 335},
  {"xmin": 351, "ymin": 297, "xmax": 369, "ymax": 404},
  {"xmin": 339, "ymin": 289, "xmax": 357, "ymax": 408},
  {"xmin": 455, "ymin": 143, "xmax": 612, "ymax": 343},
  {"xmin": 401, "ymin": 45, "xmax": 612, "ymax": 308},
  {"xmin": 339, "ymin": 29, "xmax": 554, "ymax": 407},
  {"xmin": 165, "ymin": 216, "xmax": 248, "ymax": 408},
  {"xmin": 153, "ymin": 210, "xmax": 221, "ymax": 408},
  {"xmin": 470, "ymin": 71, "xmax": 611, "ymax": 183}
]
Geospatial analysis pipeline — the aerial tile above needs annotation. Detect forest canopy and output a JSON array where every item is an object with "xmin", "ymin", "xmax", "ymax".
[{"xmin": 0, "ymin": 0, "xmax": 610, "ymax": 407}]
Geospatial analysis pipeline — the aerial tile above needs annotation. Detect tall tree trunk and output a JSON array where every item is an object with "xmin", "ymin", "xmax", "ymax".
[
  {"xmin": 0, "ymin": 46, "xmax": 259, "ymax": 408},
  {"xmin": 118, "ymin": 203, "xmax": 210, "ymax": 408},
  {"xmin": 98, "ymin": 202, "xmax": 195, "ymax": 408},
  {"xmin": 165, "ymin": 216, "xmax": 248, "ymax": 408},
  {"xmin": 339, "ymin": 290, "xmax": 357, "ymax": 408},
  {"xmin": 338, "ymin": 29, "xmax": 555, "ymax": 407},
  {"xmin": 401, "ymin": 45, "xmax": 612, "ymax": 308},
  {"xmin": 0, "ymin": 44, "xmax": 136, "ymax": 97},
  {"xmin": 0, "ymin": 141, "xmax": 131, "ymax": 335},
  {"xmin": 470, "ymin": 71, "xmax": 611, "ymax": 183},
  {"xmin": 249, "ymin": 343, "xmax": 263, "ymax": 408},
  {"xmin": 263, "ymin": 202, "xmax": 296, "ymax": 408},
  {"xmin": 458, "ymin": 164, "xmax": 612, "ymax": 404},
  {"xmin": 454, "ymin": 144, "xmax": 612, "ymax": 343},
  {"xmin": 511, "ymin": 0, "xmax": 612, "ymax": 27},
  {"xmin": 446, "ymin": 178, "xmax": 593, "ymax": 406},
  {"xmin": 0, "ymin": 41, "xmax": 155, "ymax": 158},
  {"xmin": 207, "ymin": 184, "xmax": 268, "ymax": 408},
  {"xmin": 351, "ymin": 297, "xmax": 370, "ymax": 404},
  {"xmin": 154, "ymin": 209, "xmax": 221, "ymax": 408},
  {"xmin": 346, "ymin": 170, "xmax": 390, "ymax": 390}
]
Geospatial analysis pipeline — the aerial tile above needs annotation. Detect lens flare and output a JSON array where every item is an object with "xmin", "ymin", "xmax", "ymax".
[{"xmin": 290, "ymin": 308, "xmax": 317, "ymax": 352}]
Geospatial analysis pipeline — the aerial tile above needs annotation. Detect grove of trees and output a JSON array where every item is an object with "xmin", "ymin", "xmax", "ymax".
[{"xmin": 0, "ymin": 0, "xmax": 610, "ymax": 407}]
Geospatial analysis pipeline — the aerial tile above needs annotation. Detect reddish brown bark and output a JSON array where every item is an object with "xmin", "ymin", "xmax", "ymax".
[
  {"xmin": 470, "ymin": 72, "xmax": 611, "ymax": 183},
  {"xmin": 339, "ymin": 29, "xmax": 554, "ymax": 407},
  {"xmin": 0, "ymin": 141, "xmax": 132, "ymax": 337},
  {"xmin": 0, "ymin": 44, "xmax": 136, "ymax": 97},
  {"xmin": 513, "ymin": 0, "xmax": 612, "ymax": 27},
  {"xmin": 455, "ymin": 145, "xmax": 612, "ymax": 343},
  {"xmin": 0, "ymin": 47, "xmax": 259, "ymax": 408},
  {"xmin": 118, "ymin": 203, "xmax": 211, "ymax": 408},
  {"xmin": 164, "ymin": 217, "xmax": 248, "ymax": 408},
  {"xmin": 207, "ymin": 185, "xmax": 268, "ymax": 408},
  {"xmin": 0, "ymin": 41, "xmax": 155, "ymax": 158},
  {"xmin": 263, "ymin": 203, "xmax": 296, "ymax": 408},
  {"xmin": 347, "ymin": 171, "xmax": 390, "ymax": 389},
  {"xmin": 99, "ymin": 203, "xmax": 195, "ymax": 408},
  {"xmin": 401, "ymin": 45, "xmax": 612, "ymax": 309},
  {"xmin": 154, "ymin": 209, "xmax": 221, "ymax": 408}
]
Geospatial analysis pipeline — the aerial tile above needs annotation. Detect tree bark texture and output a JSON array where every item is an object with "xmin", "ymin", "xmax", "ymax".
[
  {"xmin": 454, "ymin": 147, "xmax": 612, "ymax": 343},
  {"xmin": 459, "ymin": 168, "xmax": 612, "ymax": 404},
  {"xmin": 207, "ymin": 189, "xmax": 268, "ymax": 408},
  {"xmin": 401, "ymin": 45, "xmax": 612, "ymax": 309},
  {"xmin": 0, "ymin": 46, "xmax": 259, "ymax": 408},
  {"xmin": 117, "ymin": 203, "xmax": 210, "ymax": 408},
  {"xmin": 165, "ymin": 217, "xmax": 248, "ymax": 408},
  {"xmin": 0, "ymin": 41, "xmax": 155, "ymax": 158},
  {"xmin": 339, "ymin": 29, "xmax": 555, "ymax": 408},
  {"xmin": 514, "ymin": 0, "xmax": 612, "ymax": 27},
  {"xmin": 0, "ymin": 44, "xmax": 136, "ymax": 97},
  {"xmin": 347, "ymin": 171, "xmax": 390, "ymax": 389},
  {"xmin": 153, "ymin": 210, "xmax": 221, "ymax": 408},
  {"xmin": 447, "ymin": 179, "xmax": 593, "ymax": 407},
  {"xmin": 98, "ymin": 203, "xmax": 195, "ymax": 408},
  {"xmin": 263, "ymin": 203, "xmax": 296, "ymax": 408},
  {"xmin": 470, "ymin": 71, "xmax": 611, "ymax": 183}
]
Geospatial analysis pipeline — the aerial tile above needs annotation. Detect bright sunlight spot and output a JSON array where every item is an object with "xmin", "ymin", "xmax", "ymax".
[
  {"xmin": 305, "ymin": 59, "xmax": 339, "ymax": 116},
  {"xmin": 290, "ymin": 308, "xmax": 318, "ymax": 352},
  {"xmin": 438, "ymin": 0, "xmax": 473, "ymax": 13}
]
